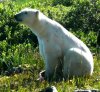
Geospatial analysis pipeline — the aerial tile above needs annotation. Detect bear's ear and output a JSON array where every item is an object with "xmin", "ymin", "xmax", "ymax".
[{"xmin": 35, "ymin": 10, "xmax": 39, "ymax": 17}]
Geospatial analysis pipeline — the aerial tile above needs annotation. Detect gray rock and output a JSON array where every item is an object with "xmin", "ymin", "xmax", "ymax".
[
  {"xmin": 74, "ymin": 89, "xmax": 100, "ymax": 92},
  {"xmin": 40, "ymin": 86, "xmax": 58, "ymax": 92}
]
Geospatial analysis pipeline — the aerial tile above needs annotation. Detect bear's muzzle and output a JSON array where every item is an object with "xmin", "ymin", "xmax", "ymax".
[{"xmin": 14, "ymin": 14, "xmax": 23, "ymax": 22}]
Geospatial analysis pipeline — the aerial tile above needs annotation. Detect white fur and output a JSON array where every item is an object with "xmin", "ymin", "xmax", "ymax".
[{"xmin": 16, "ymin": 8, "xmax": 94, "ymax": 80}]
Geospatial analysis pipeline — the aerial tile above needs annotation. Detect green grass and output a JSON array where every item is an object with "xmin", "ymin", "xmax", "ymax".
[{"xmin": 0, "ymin": 47, "xmax": 100, "ymax": 92}]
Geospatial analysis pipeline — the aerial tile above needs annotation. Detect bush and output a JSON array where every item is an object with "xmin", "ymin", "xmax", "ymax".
[
  {"xmin": 0, "ymin": 0, "xmax": 99, "ymax": 48},
  {"xmin": 62, "ymin": 0, "xmax": 100, "ymax": 32},
  {"xmin": 0, "ymin": 1, "xmax": 38, "ymax": 53},
  {"xmin": 0, "ymin": 1, "xmax": 38, "ymax": 69},
  {"xmin": 52, "ymin": 0, "xmax": 73, "ymax": 6},
  {"xmin": 0, "ymin": 0, "xmax": 99, "ymax": 69}
]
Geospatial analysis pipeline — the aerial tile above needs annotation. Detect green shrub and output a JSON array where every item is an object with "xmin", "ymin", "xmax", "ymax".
[
  {"xmin": 62, "ymin": 0, "xmax": 100, "ymax": 32},
  {"xmin": 0, "ymin": 1, "xmax": 38, "ymax": 69},
  {"xmin": 0, "ymin": 0, "xmax": 99, "ymax": 68},
  {"xmin": 0, "ymin": 0, "xmax": 99, "ymax": 49},
  {"xmin": 52, "ymin": 0, "xmax": 73, "ymax": 6},
  {"xmin": 0, "ymin": 1, "xmax": 38, "ymax": 50}
]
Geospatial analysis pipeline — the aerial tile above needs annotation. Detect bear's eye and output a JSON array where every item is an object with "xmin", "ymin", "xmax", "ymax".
[{"xmin": 24, "ymin": 11, "xmax": 28, "ymax": 14}]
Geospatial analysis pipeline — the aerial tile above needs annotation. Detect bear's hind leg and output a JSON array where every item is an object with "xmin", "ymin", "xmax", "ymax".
[{"xmin": 63, "ymin": 48, "xmax": 93, "ymax": 80}]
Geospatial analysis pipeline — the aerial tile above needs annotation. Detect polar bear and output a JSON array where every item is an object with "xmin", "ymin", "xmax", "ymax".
[{"xmin": 14, "ymin": 8, "xmax": 94, "ymax": 81}]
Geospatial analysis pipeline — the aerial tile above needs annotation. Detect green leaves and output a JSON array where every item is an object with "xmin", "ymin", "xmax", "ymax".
[{"xmin": 0, "ymin": 0, "xmax": 99, "ymax": 72}]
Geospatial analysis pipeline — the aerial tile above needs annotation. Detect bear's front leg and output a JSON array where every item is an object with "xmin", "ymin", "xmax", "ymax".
[
  {"xmin": 37, "ymin": 57, "xmax": 58, "ymax": 82},
  {"xmin": 44, "ymin": 55, "xmax": 63, "ymax": 82},
  {"xmin": 43, "ymin": 55, "xmax": 59, "ymax": 81},
  {"xmin": 38, "ymin": 41, "xmax": 63, "ymax": 81},
  {"xmin": 37, "ymin": 70, "xmax": 45, "ymax": 82}
]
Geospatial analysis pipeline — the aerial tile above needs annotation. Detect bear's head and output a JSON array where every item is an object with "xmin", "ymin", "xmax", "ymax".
[{"xmin": 14, "ymin": 8, "xmax": 39, "ymax": 26}]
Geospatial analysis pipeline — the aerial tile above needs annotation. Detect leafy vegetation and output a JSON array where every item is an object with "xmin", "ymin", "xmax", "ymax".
[{"xmin": 0, "ymin": 0, "xmax": 100, "ymax": 91}]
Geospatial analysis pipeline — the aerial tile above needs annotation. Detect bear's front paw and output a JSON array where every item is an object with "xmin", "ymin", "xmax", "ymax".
[{"xmin": 37, "ymin": 70, "xmax": 46, "ymax": 82}]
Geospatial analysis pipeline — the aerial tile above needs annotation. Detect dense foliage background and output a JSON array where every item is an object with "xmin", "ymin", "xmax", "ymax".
[
  {"xmin": 0, "ymin": 0, "xmax": 99, "ymax": 72},
  {"xmin": 0, "ymin": 0, "xmax": 100, "ymax": 92},
  {"xmin": 0, "ymin": 0, "xmax": 99, "ymax": 71}
]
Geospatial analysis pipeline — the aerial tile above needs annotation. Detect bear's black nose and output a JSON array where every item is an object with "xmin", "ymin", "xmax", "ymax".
[
  {"xmin": 14, "ymin": 15, "xmax": 17, "ymax": 20},
  {"xmin": 14, "ymin": 14, "xmax": 22, "ymax": 22},
  {"xmin": 14, "ymin": 15, "xmax": 17, "ymax": 19}
]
